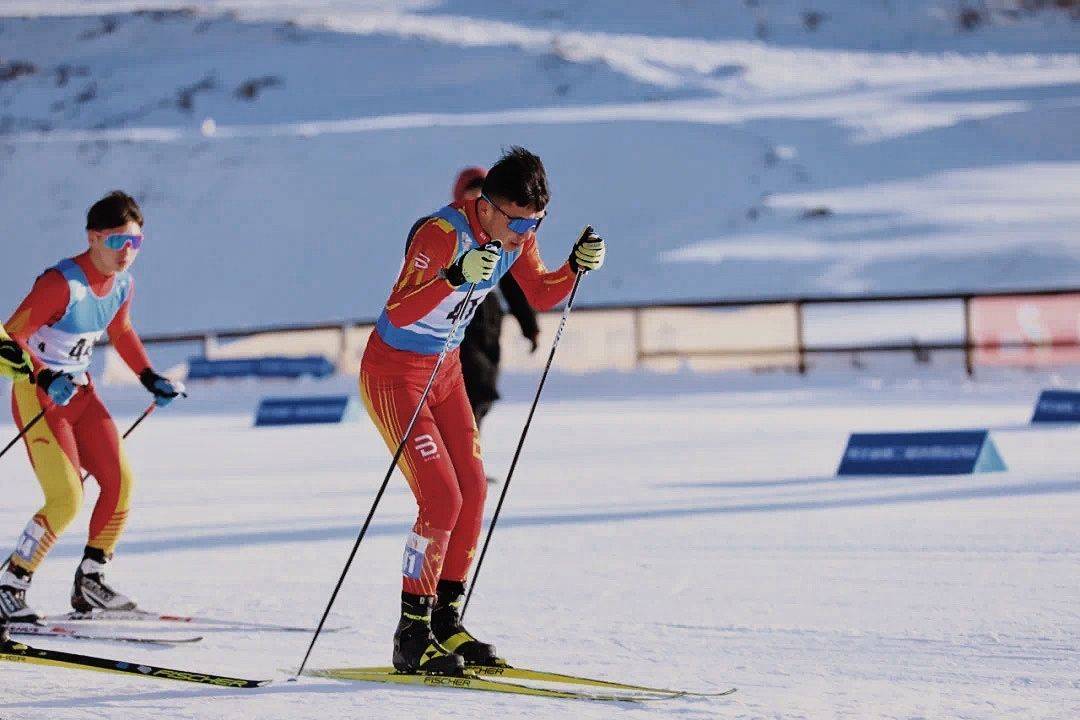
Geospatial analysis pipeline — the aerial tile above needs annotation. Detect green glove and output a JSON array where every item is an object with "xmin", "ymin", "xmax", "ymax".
[
  {"xmin": 0, "ymin": 338, "xmax": 33, "ymax": 381},
  {"xmin": 569, "ymin": 227, "xmax": 605, "ymax": 273},
  {"xmin": 445, "ymin": 242, "xmax": 501, "ymax": 287}
]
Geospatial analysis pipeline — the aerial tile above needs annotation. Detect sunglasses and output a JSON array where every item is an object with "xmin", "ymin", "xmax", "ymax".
[
  {"xmin": 482, "ymin": 195, "xmax": 545, "ymax": 234},
  {"xmin": 103, "ymin": 233, "xmax": 144, "ymax": 251}
]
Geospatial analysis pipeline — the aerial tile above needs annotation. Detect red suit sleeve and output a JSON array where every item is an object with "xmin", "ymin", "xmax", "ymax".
[
  {"xmin": 4, "ymin": 270, "xmax": 70, "ymax": 373},
  {"xmin": 384, "ymin": 217, "xmax": 459, "ymax": 328},
  {"xmin": 508, "ymin": 236, "xmax": 577, "ymax": 311},
  {"xmin": 107, "ymin": 281, "xmax": 151, "ymax": 376}
]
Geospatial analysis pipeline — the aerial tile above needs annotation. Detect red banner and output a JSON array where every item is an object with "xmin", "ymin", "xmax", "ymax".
[{"xmin": 971, "ymin": 294, "xmax": 1080, "ymax": 366}]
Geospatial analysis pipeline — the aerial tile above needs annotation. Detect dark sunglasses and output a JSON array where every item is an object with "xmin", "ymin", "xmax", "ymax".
[{"xmin": 482, "ymin": 194, "xmax": 545, "ymax": 234}]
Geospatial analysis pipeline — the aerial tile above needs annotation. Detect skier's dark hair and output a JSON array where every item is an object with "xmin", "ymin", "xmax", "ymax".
[
  {"xmin": 482, "ymin": 146, "xmax": 549, "ymax": 211},
  {"xmin": 86, "ymin": 190, "xmax": 143, "ymax": 231},
  {"xmin": 464, "ymin": 175, "xmax": 485, "ymax": 193}
]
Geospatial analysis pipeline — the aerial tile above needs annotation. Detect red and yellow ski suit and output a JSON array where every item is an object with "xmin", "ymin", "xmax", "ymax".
[
  {"xmin": 5, "ymin": 252, "xmax": 151, "ymax": 573},
  {"xmin": 361, "ymin": 199, "xmax": 575, "ymax": 596}
]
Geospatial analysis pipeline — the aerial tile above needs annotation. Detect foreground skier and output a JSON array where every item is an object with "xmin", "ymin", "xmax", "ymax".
[
  {"xmin": 360, "ymin": 147, "xmax": 604, "ymax": 674},
  {"xmin": 0, "ymin": 191, "xmax": 185, "ymax": 624}
]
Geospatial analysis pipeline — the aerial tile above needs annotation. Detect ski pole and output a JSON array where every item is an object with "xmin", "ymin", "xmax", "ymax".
[
  {"xmin": 294, "ymin": 277, "xmax": 485, "ymax": 679},
  {"xmin": 80, "ymin": 403, "xmax": 156, "ymax": 482},
  {"xmin": 0, "ymin": 407, "xmax": 47, "ymax": 461},
  {"xmin": 462, "ymin": 267, "xmax": 587, "ymax": 619}
]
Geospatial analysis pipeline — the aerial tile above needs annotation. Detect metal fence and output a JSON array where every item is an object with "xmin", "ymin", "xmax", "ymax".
[{"xmin": 103, "ymin": 286, "xmax": 1080, "ymax": 382}]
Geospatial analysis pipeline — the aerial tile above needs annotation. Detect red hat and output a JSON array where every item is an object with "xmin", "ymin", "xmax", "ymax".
[{"xmin": 453, "ymin": 166, "xmax": 487, "ymax": 204}]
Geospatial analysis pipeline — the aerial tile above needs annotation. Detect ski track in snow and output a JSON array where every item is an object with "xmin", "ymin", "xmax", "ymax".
[{"xmin": 1, "ymin": 377, "xmax": 1079, "ymax": 719}]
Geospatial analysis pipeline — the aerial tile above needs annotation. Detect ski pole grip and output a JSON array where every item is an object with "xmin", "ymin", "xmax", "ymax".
[{"xmin": 570, "ymin": 226, "xmax": 596, "ymax": 276}]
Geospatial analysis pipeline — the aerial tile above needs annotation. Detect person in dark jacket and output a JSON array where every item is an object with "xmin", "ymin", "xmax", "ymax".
[{"xmin": 453, "ymin": 168, "xmax": 540, "ymax": 448}]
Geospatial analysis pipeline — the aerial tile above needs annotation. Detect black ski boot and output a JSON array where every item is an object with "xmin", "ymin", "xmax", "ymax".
[
  {"xmin": 0, "ymin": 558, "xmax": 40, "ymax": 624},
  {"xmin": 392, "ymin": 592, "xmax": 466, "ymax": 675},
  {"xmin": 431, "ymin": 580, "xmax": 499, "ymax": 666},
  {"xmin": 71, "ymin": 548, "xmax": 137, "ymax": 614}
]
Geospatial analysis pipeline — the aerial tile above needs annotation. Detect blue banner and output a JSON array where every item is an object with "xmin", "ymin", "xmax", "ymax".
[
  {"xmin": 1031, "ymin": 390, "xmax": 1080, "ymax": 423},
  {"xmin": 255, "ymin": 395, "xmax": 359, "ymax": 427},
  {"xmin": 187, "ymin": 358, "xmax": 258, "ymax": 379},
  {"xmin": 838, "ymin": 430, "xmax": 1006, "ymax": 476},
  {"xmin": 188, "ymin": 355, "xmax": 335, "ymax": 381}
]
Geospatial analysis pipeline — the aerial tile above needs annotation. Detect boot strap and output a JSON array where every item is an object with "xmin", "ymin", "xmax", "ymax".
[
  {"xmin": 440, "ymin": 631, "xmax": 475, "ymax": 653},
  {"xmin": 418, "ymin": 642, "xmax": 451, "ymax": 668}
]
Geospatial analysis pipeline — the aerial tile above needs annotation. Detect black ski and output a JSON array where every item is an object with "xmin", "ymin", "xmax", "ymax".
[{"xmin": 1, "ymin": 639, "xmax": 270, "ymax": 687}]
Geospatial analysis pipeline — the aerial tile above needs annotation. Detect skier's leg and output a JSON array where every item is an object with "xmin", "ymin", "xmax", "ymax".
[
  {"xmin": 471, "ymin": 400, "xmax": 493, "ymax": 430},
  {"xmin": 428, "ymin": 374, "xmax": 498, "ymax": 664},
  {"xmin": 360, "ymin": 372, "xmax": 464, "ymax": 592},
  {"xmin": 432, "ymin": 377, "xmax": 487, "ymax": 586},
  {"xmin": 1, "ymin": 383, "xmax": 83, "ymax": 622},
  {"xmin": 70, "ymin": 387, "xmax": 136, "ymax": 612},
  {"xmin": 360, "ymin": 369, "xmax": 467, "ymax": 674}
]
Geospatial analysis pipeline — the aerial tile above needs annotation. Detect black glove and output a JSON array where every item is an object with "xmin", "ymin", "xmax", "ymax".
[
  {"xmin": 568, "ymin": 227, "xmax": 605, "ymax": 273},
  {"xmin": 139, "ymin": 368, "xmax": 186, "ymax": 407}
]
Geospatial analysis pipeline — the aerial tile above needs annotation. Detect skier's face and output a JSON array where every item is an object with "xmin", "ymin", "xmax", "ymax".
[
  {"xmin": 88, "ymin": 220, "xmax": 142, "ymax": 275},
  {"xmin": 479, "ymin": 195, "xmax": 544, "ymax": 253}
]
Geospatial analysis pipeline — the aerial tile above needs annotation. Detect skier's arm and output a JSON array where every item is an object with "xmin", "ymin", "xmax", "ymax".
[
  {"xmin": 507, "ymin": 235, "xmax": 576, "ymax": 311},
  {"xmin": 105, "ymin": 282, "xmax": 185, "ymax": 405},
  {"xmin": 4, "ymin": 270, "xmax": 70, "ymax": 374},
  {"xmin": 384, "ymin": 219, "xmax": 459, "ymax": 328},
  {"xmin": 106, "ymin": 282, "xmax": 152, "ymax": 376},
  {"xmin": 498, "ymin": 273, "xmax": 539, "ymax": 346}
]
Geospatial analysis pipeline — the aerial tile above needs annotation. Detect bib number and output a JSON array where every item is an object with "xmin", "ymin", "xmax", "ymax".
[
  {"xmin": 446, "ymin": 296, "xmax": 481, "ymax": 325},
  {"xmin": 69, "ymin": 338, "xmax": 92, "ymax": 361}
]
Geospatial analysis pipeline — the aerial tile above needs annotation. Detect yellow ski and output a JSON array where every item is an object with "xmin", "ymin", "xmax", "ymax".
[
  {"xmin": 307, "ymin": 666, "xmax": 683, "ymax": 702},
  {"xmin": 335, "ymin": 663, "xmax": 735, "ymax": 697}
]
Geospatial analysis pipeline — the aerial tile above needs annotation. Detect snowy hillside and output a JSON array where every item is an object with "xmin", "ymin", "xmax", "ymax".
[{"xmin": 1, "ymin": 1, "xmax": 1078, "ymax": 333}]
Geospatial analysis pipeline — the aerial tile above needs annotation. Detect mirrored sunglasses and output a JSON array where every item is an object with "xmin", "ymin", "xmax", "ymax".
[
  {"xmin": 482, "ymin": 194, "xmax": 544, "ymax": 234},
  {"xmin": 103, "ymin": 233, "xmax": 143, "ymax": 251}
]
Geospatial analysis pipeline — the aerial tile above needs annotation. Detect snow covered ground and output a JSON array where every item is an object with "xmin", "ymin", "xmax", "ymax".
[{"xmin": 0, "ymin": 370, "xmax": 1078, "ymax": 719}]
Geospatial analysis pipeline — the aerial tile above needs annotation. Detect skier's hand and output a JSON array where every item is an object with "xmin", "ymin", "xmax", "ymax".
[
  {"xmin": 140, "ymin": 368, "xmax": 186, "ymax": 408},
  {"xmin": 35, "ymin": 368, "xmax": 78, "ymax": 406},
  {"xmin": 526, "ymin": 332, "xmax": 539, "ymax": 354},
  {"xmin": 445, "ymin": 242, "xmax": 501, "ymax": 286},
  {"xmin": 568, "ymin": 227, "xmax": 604, "ymax": 273},
  {"xmin": 0, "ymin": 339, "xmax": 32, "ymax": 381}
]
